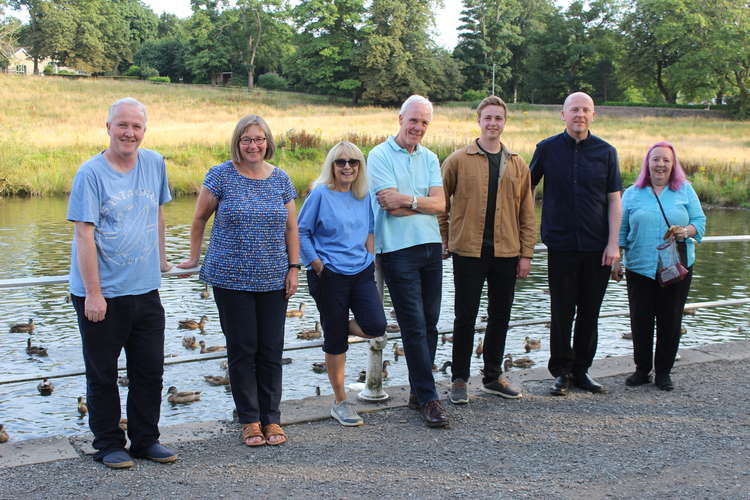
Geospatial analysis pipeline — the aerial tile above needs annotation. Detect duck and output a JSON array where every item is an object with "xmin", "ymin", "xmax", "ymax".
[
  {"xmin": 680, "ymin": 327, "xmax": 687, "ymax": 336},
  {"xmin": 315, "ymin": 386, "xmax": 321, "ymax": 396},
  {"xmin": 77, "ymin": 396, "xmax": 88, "ymax": 417},
  {"xmin": 524, "ymin": 336, "xmax": 541, "ymax": 352},
  {"xmin": 178, "ymin": 315, "xmax": 208, "ymax": 333},
  {"xmin": 286, "ymin": 303, "xmax": 306, "ymax": 318},
  {"xmin": 386, "ymin": 323, "xmax": 400, "ymax": 333},
  {"xmin": 182, "ymin": 335, "xmax": 198, "ymax": 349},
  {"xmin": 281, "ymin": 357, "xmax": 293, "ymax": 365},
  {"xmin": 441, "ymin": 333, "xmax": 454, "ymax": 344},
  {"xmin": 219, "ymin": 359, "xmax": 229, "ymax": 370},
  {"xmin": 37, "ymin": 378, "xmax": 54, "ymax": 396},
  {"xmin": 204, "ymin": 375, "xmax": 230, "ymax": 386},
  {"xmin": 297, "ymin": 321, "xmax": 322, "ymax": 340},
  {"xmin": 358, "ymin": 361, "xmax": 391, "ymax": 382},
  {"xmin": 199, "ymin": 340, "xmax": 226, "ymax": 353},
  {"xmin": 503, "ymin": 355, "xmax": 513, "ymax": 373},
  {"xmin": 393, "ymin": 342, "xmax": 405, "ymax": 359},
  {"xmin": 312, "ymin": 361, "xmax": 327, "ymax": 373},
  {"xmin": 10, "ymin": 318, "xmax": 35, "ymax": 333},
  {"xmin": 504, "ymin": 354, "xmax": 535, "ymax": 369},
  {"xmin": 117, "ymin": 375, "xmax": 129, "ymax": 387},
  {"xmin": 167, "ymin": 386, "xmax": 202, "ymax": 404},
  {"xmin": 200, "ymin": 283, "xmax": 210, "ymax": 299},
  {"xmin": 0, "ymin": 424, "xmax": 8, "ymax": 443},
  {"xmin": 621, "ymin": 332, "xmax": 633, "ymax": 340},
  {"xmin": 475, "ymin": 338, "xmax": 484, "ymax": 358},
  {"xmin": 26, "ymin": 337, "xmax": 48, "ymax": 356},
  {"xmin": 438, "ymin": 360, "xmax": 452, "ymax": 374}
]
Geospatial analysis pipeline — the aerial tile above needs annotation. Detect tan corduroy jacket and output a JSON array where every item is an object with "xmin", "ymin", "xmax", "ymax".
[{"xmin": 438, "ymin": 140, "xmax": 536, "ymax": 258}]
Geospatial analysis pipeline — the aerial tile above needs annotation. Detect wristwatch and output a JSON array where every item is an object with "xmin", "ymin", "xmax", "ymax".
[
  {"xmin": 288, "ymin": 263, "xmax": 302, "ymax": 269},
  {"xmin": 410, "ymin": 196, "xmax": 418, "ymax": 211}
]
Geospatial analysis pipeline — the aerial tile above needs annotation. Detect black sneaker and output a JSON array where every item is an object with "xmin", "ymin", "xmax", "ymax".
[
  {"xmin": 481, "ymin": 377, "xmax": 522, "ymax": 399},
  {"xmin": 625, "ymin": 371, "xmax": 651, "ymax": 386},
  {"xmin": 654, "ymin": 373, "xmax": 674, "ymax": 391}
]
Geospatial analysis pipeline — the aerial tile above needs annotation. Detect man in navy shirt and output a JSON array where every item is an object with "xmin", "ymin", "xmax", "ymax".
[{"xmin": 530, "ymin": 92, "xmax": 622, "ymax": 396}]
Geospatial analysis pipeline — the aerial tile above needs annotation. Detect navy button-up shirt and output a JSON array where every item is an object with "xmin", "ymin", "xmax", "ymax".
[{"xmin": 530, "ymin": 130, "xmax": 621, "ymax": 252}]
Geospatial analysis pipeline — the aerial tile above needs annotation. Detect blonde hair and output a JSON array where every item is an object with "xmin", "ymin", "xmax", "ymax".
[
  {"xmin": 476, "ymin": 95, "xmax": 508, "ymax": 119},
  {"xmin": 313, "ymin": 141, "xmax": 368, "ymax": 199},
  {"xmin": 230, "ymin": 115, "xmax": 275, "ymax": 164}
]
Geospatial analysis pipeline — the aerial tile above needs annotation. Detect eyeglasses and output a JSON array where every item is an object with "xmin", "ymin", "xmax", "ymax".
[
  {"xmin": 239, "ymin": 136, "xmax": 267, "ymax": 145},
  {"xmin": 333, "ymin": 159, "xmax": 361, "ymax": 168}
]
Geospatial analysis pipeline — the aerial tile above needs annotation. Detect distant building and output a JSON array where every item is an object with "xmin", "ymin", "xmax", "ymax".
[{"xmin": 1, "ymin": 48, "xmax": 81, "ymax": 76}]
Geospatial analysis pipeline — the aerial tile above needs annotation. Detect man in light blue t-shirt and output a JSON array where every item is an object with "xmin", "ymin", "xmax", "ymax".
[
  {"xmin": 67, "ymin": 97, "xmax": 176, "ymax": 469},
  {"xmin": 367, "ymin": 95, "xmax": 448, "ymax": 428}
]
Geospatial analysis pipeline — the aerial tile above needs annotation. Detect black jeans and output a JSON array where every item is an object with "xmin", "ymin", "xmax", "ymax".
[
  {"xmin": 213, "ymin": 287, "xmax": 287, "ymax": 426},
  {"xmin": 380, "ymin": 243, "xmax": 442, "ymax": 405},
  {"xmin": 307, "ymin": 263, "xmax": 386, "ymax": 355},
  {"xmin": 547, "ymin": 251, "xmax": 611, "ymax": 377},
  {"xmin": 72, "ymin": 290, "xmax": 165, "ymax": 459},
  {"xmin": 626, "ymin": 269, "xmax": 693, "ymax": 375},
  {"xmin": 451, "ymin": 254, "xmax": 518, "ymax": 384}
]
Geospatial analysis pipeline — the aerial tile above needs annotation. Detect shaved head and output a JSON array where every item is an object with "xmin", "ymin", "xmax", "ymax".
[
  {"xmin": 563, "ymin": 92, "xmax": 595, "ymax": 110},
  {"xmin": 561, "ymin": 92, "xmax": 596, "ymax": 141}
]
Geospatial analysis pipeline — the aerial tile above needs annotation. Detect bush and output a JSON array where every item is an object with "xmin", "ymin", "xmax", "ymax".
[
  {"xmin": 257, "ymin": 72, "xmax": 288, "ymax": 91},
  {"xmin": 148, "ymin": 76, "xmax": 170, "ymax": 83},
  {"xmin": 123, "ymin": 65, "xmax": 141, "ymax": 77},
  {"xmin": 43, "ymin": 64, "xmax": 54, "ymax": 75},
  {"xmin": 462, "ymin": 89, "xmax": 487, "ymax": 102},
  {"xmin": 140, "ymin": 66, "xmax": 159, "ymax": 79}
]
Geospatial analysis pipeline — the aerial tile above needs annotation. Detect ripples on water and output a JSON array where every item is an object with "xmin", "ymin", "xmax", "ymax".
[{"xmin": 0, "ymin": 198, "xmax": 748, "ymax": 440}]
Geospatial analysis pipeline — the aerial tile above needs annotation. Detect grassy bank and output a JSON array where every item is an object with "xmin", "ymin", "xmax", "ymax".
[{"xmin": 1, "ymin": 75, "xmax": 749, "ymax": 206}]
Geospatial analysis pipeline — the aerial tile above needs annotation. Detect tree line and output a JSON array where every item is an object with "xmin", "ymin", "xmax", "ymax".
[{"xmin": 2, "ymin": 0, "xmax": 748, "ymax": 115}]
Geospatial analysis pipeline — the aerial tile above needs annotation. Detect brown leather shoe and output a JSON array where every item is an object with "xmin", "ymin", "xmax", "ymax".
[{"xmin": 420, "ymin": 399, "xmax": 449, "ymax": 428}]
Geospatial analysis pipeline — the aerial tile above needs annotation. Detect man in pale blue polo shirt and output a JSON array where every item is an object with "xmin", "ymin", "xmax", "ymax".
[{"xmin": 368, "ymin": 95, "xmax": 448, "ymax": 428}]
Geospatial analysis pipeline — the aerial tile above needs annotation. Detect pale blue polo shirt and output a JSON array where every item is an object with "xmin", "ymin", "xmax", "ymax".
[{"xmin": 367, "ymin": 136, "xmax": 443, "ymax": 254}]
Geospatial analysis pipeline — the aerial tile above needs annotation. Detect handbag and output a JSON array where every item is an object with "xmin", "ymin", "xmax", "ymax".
[{"xmin": 653, "ymin": 191, "xmax": 688, "ymax": 287}]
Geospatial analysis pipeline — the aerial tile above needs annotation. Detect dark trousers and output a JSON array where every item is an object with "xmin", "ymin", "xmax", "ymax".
[
  {"xmin": 626, "ymin": 269, "xmax": 693, "ymax": 375},
  {"xmin": 307, "ymin": 262, "xmax": 387, "ymax": 355},
  {"xmin": 451, "ymin": 254, "xmax": 518, "ymax": 384},
  {"xmin": 213, "ymin": 287, "xmax": 287, "ymax": 426},
  {"xmin": 72, "ymin": 290, "xmax": 165, "ymax": 459},
  {"xmin": 547, "ymin": 251, "xmax": 611, "ymax": 377},
  {"xmin": 380, "ymin": 243, "xmax": 442, "ymax": 405}
]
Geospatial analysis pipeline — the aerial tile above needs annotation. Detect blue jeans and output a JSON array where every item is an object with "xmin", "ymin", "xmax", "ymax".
[{"xmin": 380, "ymin": 243, "xmax": 442, "ymax": 405}]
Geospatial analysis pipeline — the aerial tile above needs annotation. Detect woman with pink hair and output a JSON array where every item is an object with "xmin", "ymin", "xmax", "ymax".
[{"xmin": 614, "ymin": 142, "xmax": 706, "ymax": 391}]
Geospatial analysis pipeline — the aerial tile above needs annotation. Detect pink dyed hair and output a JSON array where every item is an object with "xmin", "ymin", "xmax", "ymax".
[{"xmin": 634, "ymin": 141, "xmax": 687, "ymax": 191}]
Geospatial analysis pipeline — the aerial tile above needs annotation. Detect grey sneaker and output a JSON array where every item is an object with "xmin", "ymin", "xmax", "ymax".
[
  {"xmin": 449, "ymin": 378, "xmax": 469, "ymax": 404},
  {"xmin": 481, "ymin": 377, "xmax": 522, "ymax": 399},
  {"xmin": 331, "ymin": 400, "xmax": 364, "ymax": 426}
]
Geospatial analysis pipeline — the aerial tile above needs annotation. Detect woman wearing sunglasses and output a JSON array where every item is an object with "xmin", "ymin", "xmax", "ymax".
[{"xmin": 298, "ymin": 141, "xmax": 387, "ymax": 427}]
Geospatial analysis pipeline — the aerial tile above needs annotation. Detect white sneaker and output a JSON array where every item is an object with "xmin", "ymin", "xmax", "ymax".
[{"xmin": 330, "ymin": 400, "xmax": 364, "ymax": 426}]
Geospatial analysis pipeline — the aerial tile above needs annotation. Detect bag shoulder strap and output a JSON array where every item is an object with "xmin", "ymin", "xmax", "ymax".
[{"xmin": 652, "ymin": 188, "xmax": 671, "ymax": 227}]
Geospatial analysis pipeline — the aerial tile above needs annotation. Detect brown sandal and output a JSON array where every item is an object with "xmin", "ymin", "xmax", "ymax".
[
  {"xmin": 242, "ymin": 422, "xmax": 266, "ymax": 447},
  {"xmin": 262, "ymin": 423, "xmax": 287, "ymax": 446}
]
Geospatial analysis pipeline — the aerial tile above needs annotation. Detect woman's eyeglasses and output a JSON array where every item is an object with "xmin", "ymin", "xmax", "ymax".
[
  {"xmin": 239, "ymin": 137, "xmax": 267, "ymax": 145},
  {"xmin": 333, "ymin": 159, "xmax": 361, "ymax": 168}
]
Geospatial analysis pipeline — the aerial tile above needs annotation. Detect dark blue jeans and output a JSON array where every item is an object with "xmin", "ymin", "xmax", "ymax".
[
  {"xmin": 307, "ymin": 262, "xmax": 387, "ymax": 355},
  {"xmin": 380, "ymin": 243, "xmax": 442, "ymax": 405},
  {"xmin": 213, "ymin": 287, "xmax": 287, "ymax": 426},
  {"xmin": 72, "ymin": 290, "xmax": 165, "ymax": 459}
]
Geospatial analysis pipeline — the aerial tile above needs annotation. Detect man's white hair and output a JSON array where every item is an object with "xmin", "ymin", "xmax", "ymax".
[
  {"xmin": 107, "ymin": 97, "xmax": 147, "ymax": 124},
  {"xmin": 399, "ymin": 95, "xmax": 433, "ymax": 116}
]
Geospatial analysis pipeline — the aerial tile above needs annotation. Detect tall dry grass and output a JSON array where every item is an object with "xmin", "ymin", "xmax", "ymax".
[{"xmin": 1, "ymin": 74, "xmax": 748, "ymax": 205}]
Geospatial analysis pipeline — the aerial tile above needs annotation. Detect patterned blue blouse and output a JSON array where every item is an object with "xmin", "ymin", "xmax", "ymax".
[{"xmin": 199, "ymin": 161, "xmax": 297, "ymax": 291}]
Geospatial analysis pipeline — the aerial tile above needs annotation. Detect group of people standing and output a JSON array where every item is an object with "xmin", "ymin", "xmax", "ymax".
[{"xmin": 66, "ymin": 92, "xmax": 705, "ymax": 469}]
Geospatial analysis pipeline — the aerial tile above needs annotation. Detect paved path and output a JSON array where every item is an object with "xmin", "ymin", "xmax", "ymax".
[{"xmin": 1, "ymin": 341, "xmax": 749, "ymax": 499}]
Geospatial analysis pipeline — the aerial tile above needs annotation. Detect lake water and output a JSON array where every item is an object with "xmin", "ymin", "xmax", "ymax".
[{"xmin": 0, "ymin": 197, "xmax": 748, "ymax": 440}]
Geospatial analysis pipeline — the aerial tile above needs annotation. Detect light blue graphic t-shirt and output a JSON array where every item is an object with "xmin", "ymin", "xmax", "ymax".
[{"xmin": 67, "ymin": 148, "xmax": 172, "ymax": 297}]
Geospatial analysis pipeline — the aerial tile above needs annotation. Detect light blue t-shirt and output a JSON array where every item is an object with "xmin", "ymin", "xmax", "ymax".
[
  {"xmin": 367, "ymin": 136, "xmax": 443, "ymax": 254},
  {"xmin": 298, "ymin": 184, "xmax": 374, "ymax": 275},
  {"xmin": 619, "ymin": 182, "xmax": 706, "ymax": 279},
  {"xmin": 67, "ymin": 148, "xmax": 172, "ymax": 297}
]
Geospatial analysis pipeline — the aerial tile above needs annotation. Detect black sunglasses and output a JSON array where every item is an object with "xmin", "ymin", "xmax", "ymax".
[{"xmin": 333, "ymin": 159, "xmax": 361, "ymax": 168}]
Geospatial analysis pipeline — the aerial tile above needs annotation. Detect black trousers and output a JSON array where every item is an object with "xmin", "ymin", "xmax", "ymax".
[
  {"xmin": 626, "ymin": 269, "xmax": 693, "ymax": 375},
  {"xmin": 451, "ymin": 254, "xmax": 518, "ymax": 384},
  {"xmin": 213, "ymin": 287, "xmax": 287, "ymax": 426},
  {"xmin": 547, "ymin": 251, "xmax": 611, "ymax": 377},
  {"xmin": 72, "ymin": 290, "xmax": 165, "ymax": 459}
]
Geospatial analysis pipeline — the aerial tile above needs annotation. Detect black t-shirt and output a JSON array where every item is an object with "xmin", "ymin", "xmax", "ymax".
[{"xmin": 476, "ymin": 140, "xmax": 501, "ymax": 256}]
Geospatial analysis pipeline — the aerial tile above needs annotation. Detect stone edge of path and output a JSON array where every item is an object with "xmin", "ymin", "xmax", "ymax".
[{"xmin": 2, "ymin": 339, "xmax": 748, "ymax": 469}]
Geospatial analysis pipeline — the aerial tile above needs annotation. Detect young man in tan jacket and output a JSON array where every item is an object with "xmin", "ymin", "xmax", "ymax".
[{"xmin": 439, "ymin": 95, "xmax": 536, "ymax": 404}]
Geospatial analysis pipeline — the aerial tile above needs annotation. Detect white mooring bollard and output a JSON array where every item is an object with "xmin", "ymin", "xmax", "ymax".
[{"xmin": 358, "ymin": 255, "xmax": 390, "ymax": 402}]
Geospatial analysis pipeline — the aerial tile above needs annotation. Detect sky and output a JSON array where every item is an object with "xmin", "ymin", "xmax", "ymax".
[{"xmin": 141, "ymin": 0, "xmax": 463, "ymax": 50}]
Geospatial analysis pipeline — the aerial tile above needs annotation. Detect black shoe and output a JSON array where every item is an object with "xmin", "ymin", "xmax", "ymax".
[
  {"xmin": 654, "ymin": 373, "xmax": 674, "ymax": 391},
  {"xmin": 408, "ymin": 393, "xmax": 420, "ymax": 410},
  {"xmin": 420, "ymin": 400, "xmax": 449, "ymax": 428},
  {"xmin": 550, "ymin": 375, "xmax": 570, "ymax": 396},
  {"xmin": 573, "ymin": 372, "xmax": 607, "ymax": 393},
  {"xmin": 625, "ymin": 371, "xmax": 651, "ymax": 386}
]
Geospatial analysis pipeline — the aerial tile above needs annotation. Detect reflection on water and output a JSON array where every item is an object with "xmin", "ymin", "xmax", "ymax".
[{"xmin": 0, "ymin": 197, "xmax": 748, "ymax": 440}]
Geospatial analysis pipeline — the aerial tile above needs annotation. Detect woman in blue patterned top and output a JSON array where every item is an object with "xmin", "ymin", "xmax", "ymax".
[
  {"xmin": 178, "ymin": 115, "xmax": 299, "ymax": 446},
  {"xmin": 298, "ymin": 141, "xmax": 386, "ymax": 427},
  {"xmin": 614, "ymin": 142, "xmax": 705, "ymax": 392}
]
